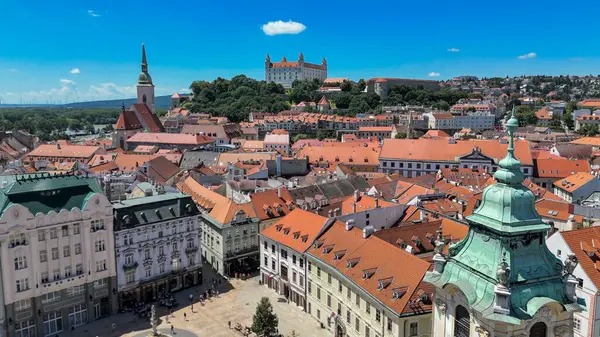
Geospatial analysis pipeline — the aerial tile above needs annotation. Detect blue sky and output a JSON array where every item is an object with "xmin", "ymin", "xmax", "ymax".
[{"xmin": 1, "ymin": 0, "xmax": 600, "ymax": 104}]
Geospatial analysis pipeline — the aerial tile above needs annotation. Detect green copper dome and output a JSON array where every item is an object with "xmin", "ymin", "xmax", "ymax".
[
  {"xmin": 425, "ymin": 106, "xmax": 579, "ymax": 324},
  {"xmin": 138, "ymin": 71, "xmax": 152, "ymax": 85}
]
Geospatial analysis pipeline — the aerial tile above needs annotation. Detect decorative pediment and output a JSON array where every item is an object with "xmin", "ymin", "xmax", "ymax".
[{"xmin": 459, "ymin": 147, "xmax": 493, "ymax": 162}]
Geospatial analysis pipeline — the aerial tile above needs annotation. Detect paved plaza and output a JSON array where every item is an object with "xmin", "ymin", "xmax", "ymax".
[{"xmin": 62, "ymin": 276, "xmax": 329, "ymax": 337}]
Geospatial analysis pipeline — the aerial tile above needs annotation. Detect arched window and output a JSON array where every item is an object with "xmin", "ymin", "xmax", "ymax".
[
  {"xmin": 454, "ymin": 305, "xmax": 470, "ymax": 337},
  {"xmin": 14, "ymin": 251, "xmax": 27, "ymax": 270},
  {"xmin": 143, "ymin": 94, "xmax": 147, "ymax": 103},
  {"xmin": 530, "ymin": 322, "xmax": 547, "ymax": 337}
]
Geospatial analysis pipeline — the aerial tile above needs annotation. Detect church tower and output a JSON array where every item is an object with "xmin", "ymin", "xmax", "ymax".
[
  {"xmin": 137, "ymin": 43, "xmax": 155, "ymax": 113},
  {"xmin": 425, "ymin": 108, "xmax": 580, "ymax": 337}
]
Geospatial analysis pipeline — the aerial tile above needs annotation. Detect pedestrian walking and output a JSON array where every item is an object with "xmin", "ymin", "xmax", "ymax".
[
  {"xmin": 171, "ymin": 324, "xmax": 174, "ymax": 334},
  {"xmin": 228, "ymin": 320, "xmax": 231, "ymax": 329},
  {"xmin": 184, "ymin": 312, "xmax": 187, "ymax": 321}
]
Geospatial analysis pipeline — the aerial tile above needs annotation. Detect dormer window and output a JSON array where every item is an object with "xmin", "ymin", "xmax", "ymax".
[
  {"xmin": 335, "ymin": 156, "xmax": 340, "ymax": 162},
  {"xmin": 276, "ymin": 224, "xmax": 283, "ymax": 232},
  {"xmin": 362, "ymin": 268, "xmax": 377, "ymax": 279},
  {"xmin": 364, "ymin": 157, "xmax": 368, "ymax": 163},
  {"xmin": 377, "ymin": 277, "xmax": 393, "ymax": 290},
  {"xmin": 301, "ymin": 235, "xmax": 308, "ymax": 243},
  {"xmin": 333, "ymin": 250, "xmax": 346, "ymax": 260},
  {"xmin": 293, "ymin": 231, "xmax": 300, "ymax": 239},
  {"xmin": 347, "ymin": 258, "xmax": 360, "ymax": 268},
  {"xmin": 392, "ymin": 286, "xmax": 408, "ymax": 299},
  {"xmin": 283, "ymin": 228, "xmax": 290, "ymax": 235},
  {"xmin": 323, "ymin": 244, "xmax": 334, "ymax": 254},
  {"xmin": 349, "ymin": 157, "xmax": 353, "ymax": 162},
  {"xmin": 314, "ymin": 240, "xmax": 324, "ymax": 249}
]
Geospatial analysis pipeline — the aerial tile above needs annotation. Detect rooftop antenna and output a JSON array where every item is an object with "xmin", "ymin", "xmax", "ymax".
[{"xmin": 122, "ymin": 101, "xmax": 126, "ymax": 112}]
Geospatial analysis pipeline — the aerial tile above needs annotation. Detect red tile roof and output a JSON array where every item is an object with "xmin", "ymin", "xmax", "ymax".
[
  {"xmin": 554, "ymin": 172, "xmax": 597, "ymax": 193},
  {"xmin": 261, "ymin": 209, "xmax": 332, "ymax": 253},
  {"xmin": 535, "ymin": 159, "xmax": 590, "ymax": 179},
  {"xmin": 250, "ymin": 188, "xmax": 295, "ymax": 221},
  {"xmin": 308, "ymin": 222, "xmax": 432, "ymax": 315},
  {"xmin": 560, "ymin": 227, "xmax": 600, "ymax": 290},
  {"xmin": 115, "ymin": 110, "xmax": 142, "ymax": 130},
  {"xmin": 131, "ymin": 104, "xmax": 164, "ymax": 132}
]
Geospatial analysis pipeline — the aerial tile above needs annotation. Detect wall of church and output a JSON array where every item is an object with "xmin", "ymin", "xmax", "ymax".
[{"xmin": 137, "ymin": 85, "xmax": 155, "ymax": 113}]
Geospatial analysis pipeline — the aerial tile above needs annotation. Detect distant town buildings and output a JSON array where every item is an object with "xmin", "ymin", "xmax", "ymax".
[
  {"xmin": 366, "ymin": 78, "xmax": 440, "ymax": 100},
  {"xmin": 265, "ymin": 53, "xmax": 327, "ymax": 88}
]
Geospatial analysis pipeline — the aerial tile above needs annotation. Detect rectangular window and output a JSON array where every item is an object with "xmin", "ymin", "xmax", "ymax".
[
  {"xmin": 40, "ymin": 250, "xmax": 47, "ymax": 262},
  {"xmin": 308, "ymin": 282, "xmax": 312, "ymax": 295},
  {"xmin": 38, "ymin": 230, "xmax": 46, "ymax": 241},
  {"xmin": 299, "ymin": 258, "xmax": 304, "ymax": 268},
  {"xmin": 63, "ymin": 245, "xmax": 70, "ymax": 257},
  {"xmin": 366, "ymin": 303, "xmax": 370, "ymax": 314},
  {"xmin": 43, "ymin": 311, "xmax": 63, "ymax": 336},
  {"xmin": 50, "ymin": 229, "xmax": 58, "ymax": 239},
  {"xmin": 62, "ymin": 225, "xmax": 69, "ymax": 237},
  {"xmin": 76, "ymin": 264, "xmax": 83, "ymax": 275},
  {"xmin": 317, "ymin": 287, "xmax": 321, "ymax": 300},
  {"xmin": 578, "ymin": 278, "xmax": 584, "ymax": 288},
  {"xmin": 15, "ymin": 299, "xmax": 31, "ymax": 311},
  {"xmin": 347, "ymin": 286, "xmax": 351, "ymax": 299},
  {"xmin": 355, "ymin": 317, "xmax": 360, "ymax": 332},
  {"xmin": 51, "ymin": 248, "xmax": 59, "ymax": 260},
  {"xmin": 327, "ymin": 294, "xmax": 332, "ymax": 308},
  {"xmin": 293, "ymin": 255, "xmax": 296, "ymax": 264},
  {"xmin": 73, "ymin": 224, "xmax": 80, "ymax": 235},
  {"xmin": 346, "ymin": 310, "xmax": 351, "ymax": 324},
  {"xmin": 355, "ymin": 293, "xmax": 360, "ymax": 307},
  {"xmin": 95, "ymin": 240, "xmax": 105, "ymax": 252},
  {"xmin": 75, "ymin": 243, "xmax": 82, "ymax": 255},
  {"xmin": 308, "ymin": 261, "xmax": 311, "ymax": 272},
  {"xmin": 365, "ymin": 326, "xmax": 370, "ymax": 337},
  {"xmin": 15, "ymin": 319, "xmax": 36, "ymax": 337},
  {"xmin": 16, "ymin": 278, "xmax": 29, "ymax": 292},
  {"xmin": 96, "ymin": 260, "xmax": 107, "ymax": 272},
  {"xmin": 387, "ymin": 317, "xmax": 393, "ymax": 331},
  {"xmin": 125, "ymin": 270, "xmax": 135, "ymax": 284},
  {"xmin": 338, "ymin": 280, "xmax": 343, "ymax": 293},
  {"xmin": 376, "ymin": 309, "xmax": 381, "ymax": 322},
  {"xmin": 317, "ymin": 267, "xmax": 321, "ymax": 278},
  {"xmin": 409, "ymin": 322, "xmax": 418, "ymax": 336},
  {"xmin": 328, "ymin": 273, "xmax": 332, "ymax": 284},
  {"xmin": 300, "ymin": 275, "xmax": 304, "ymax": 287}
]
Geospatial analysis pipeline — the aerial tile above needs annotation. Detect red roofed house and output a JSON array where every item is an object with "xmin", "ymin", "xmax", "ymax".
[
  {"xmin": 259, "ymin": 209, "xmax": 337, "ymax": 309},
  {"xmin": 113, "ymin": 44, "xmax": 164, "ymax": 149},
  {"xmin": 546, "ymin": 227, "xmax": 600, "ymax": 337},
  {"xmin": 554, "ymin": 172, "xmax": 600, "ymax": 203},
  {"xmin": 533, "ymin": 159, "xmax": 591, "ymax": 190}
]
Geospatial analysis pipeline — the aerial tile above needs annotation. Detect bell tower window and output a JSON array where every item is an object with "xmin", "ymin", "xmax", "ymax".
[
  {"xmin": 143, "ymin": 94, "xmax": 147, "ymax": 103},
  {"xmin": 529, "ymin": 322, "xmax": 547, "ymax": 337},
  {"xmin": 454, "ymin": 305, "xmax": 470, "ymax": 337}
]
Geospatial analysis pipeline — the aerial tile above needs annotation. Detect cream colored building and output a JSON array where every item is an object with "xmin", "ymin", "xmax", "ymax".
[{"xmin": 305, "ymin": 221, "xmax": 432, "ymax": 337}]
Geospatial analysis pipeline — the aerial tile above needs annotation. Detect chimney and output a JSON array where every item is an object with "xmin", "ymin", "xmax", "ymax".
[
  {"xmin": 56, "ymin": 143, "xmax": 61, "ymax": 150},
  {"xmin": 328, "ymin": 209, "xmax": 333, "ymax": 218},
  {"xmin": 277, "ymin": 186, "xmax": 282, "ymax": 198},
  {"xmin": 375, "ymin": 197, "xmax": 379, "ymax": 208},
  {"xmin": 352, "ymin": 202, "xmax": 357, "ymax": 214},
  {"xmin": 362, "ymin": 226, "xmax": 375, "ymax": 239},
  {"xmin": 345, "ymin": 220, "xmax": 354, "ymax": 231},
  {"xmin": 354, "ymin": 190, "xmax": 359, "ymax": 203}
]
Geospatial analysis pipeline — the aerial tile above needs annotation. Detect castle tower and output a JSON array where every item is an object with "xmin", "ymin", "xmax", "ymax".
[
  {"xmin": 137, "ymin": 43, "xmax": 155, "ymax": 113},
  {"xmin": 298, "ymin": 52, "xmax": 304, "ymax": 66},
  {"xmin": 425, "ymin": 107, "xmax": 580, "ymax": 337}
]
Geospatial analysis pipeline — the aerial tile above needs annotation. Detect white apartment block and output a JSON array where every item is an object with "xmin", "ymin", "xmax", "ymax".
[
  {"xmin": 113, "ymin": 188, "xmax": 203, "ymax": 309},
  {"xmin": 0, "ymin": 175, "xmax": 117, "ymax": 337}
]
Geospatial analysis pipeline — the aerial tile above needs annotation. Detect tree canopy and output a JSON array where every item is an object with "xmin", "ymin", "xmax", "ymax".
[{"xmin": 251, "ymin": 297, "xmax": 278, "ymax": 337}]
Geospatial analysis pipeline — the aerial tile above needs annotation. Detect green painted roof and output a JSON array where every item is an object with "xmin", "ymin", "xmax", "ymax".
[
  {"xmin": 425, "ymin": 109, "xmax": 576, "ymax": 323},
  {"xmin": 0, "ymin": 173, "xmax": 102, "ymax": 215}
]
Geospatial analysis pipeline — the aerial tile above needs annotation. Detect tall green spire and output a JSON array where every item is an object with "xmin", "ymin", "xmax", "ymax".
[
  {"xmin": 138, "ymin": 43, "xmax": 153, "ymax": 86},
  {"xmin": 493, "ymin": 106, "xmax": 524, "ymax": 186}
]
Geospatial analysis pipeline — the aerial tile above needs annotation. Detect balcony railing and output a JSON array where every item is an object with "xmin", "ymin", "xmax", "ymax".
[
  {"xmin": 225, "ymin": 246, "xmax": 259, "ymax": 258},
  {"xmin": 122, "ymin": 261, "xmax": 139, "ymax": 271},
  {"xmin": 185, "ymin": 246, "xmax": 199, "ymax": 254}
]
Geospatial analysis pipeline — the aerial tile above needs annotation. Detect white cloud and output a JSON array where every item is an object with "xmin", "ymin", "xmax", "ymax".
[
  {"xmin": 89, "ymin": 83, "xmax": 136, "ymax": 97},
  {"xmin": 447, "ymin": 48, "xmax": 460, "ymax": 52},
  {"xmin": 87, "ymin": 10, "xmax": 101, "ymax": 17},
  {"xmin": 70, "ymin": 68, "xmax": 80, "ymax": 74},
  {"xmin": 428, "ymin": 72, "xmax": 440, "ymax": 77},
  {"xmin": 517, "ymin": 52, "xmax": 536, "ymax": 59},
  {"xmin": 261, "ymin": 20, "xmax": 306, "ymax": 36}
]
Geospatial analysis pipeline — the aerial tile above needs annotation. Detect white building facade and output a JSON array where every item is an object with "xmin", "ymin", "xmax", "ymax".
[
  {"xmin": 265, "ymin": 54, "xmax": 327, "ymax": 88},
  {"xmin": 0, "ymin": 175, "xmax": 118, "ymax": 337},
  {"xmin": 113, "ymin": 190, "xmax": 202, "ymax": 309}
]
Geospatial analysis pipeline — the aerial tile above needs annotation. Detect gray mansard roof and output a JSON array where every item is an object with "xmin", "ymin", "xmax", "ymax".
[{"xmin": 113, "ymin": 192, "xmax": 200, "ymax": 231}]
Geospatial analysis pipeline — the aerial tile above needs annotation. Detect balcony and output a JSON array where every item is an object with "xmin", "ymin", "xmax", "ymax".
[
  {"xmin": 225, "ymin": 246, "xmax": 259, "ymax": 258},
  {"xmin": 185, "ymin": 246, "xmax": 199, "ymax": 254},
  {"xmin": 122, "ymin": 261, "xmax": 139, "ymax": 271}
]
